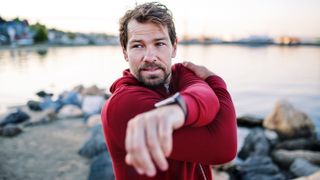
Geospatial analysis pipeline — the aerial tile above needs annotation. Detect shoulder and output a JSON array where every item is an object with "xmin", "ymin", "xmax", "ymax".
[{"xmin": 104, "ymin": 85, "xmax": 162, "ymax": 122}]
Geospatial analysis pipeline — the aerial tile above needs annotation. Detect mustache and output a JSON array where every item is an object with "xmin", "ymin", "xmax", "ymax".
[{"xmin": 139, "ymin": 62, "xmax": 165, "ymax": 71}]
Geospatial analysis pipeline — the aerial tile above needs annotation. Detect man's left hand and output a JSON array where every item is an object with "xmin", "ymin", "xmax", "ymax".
[{"xmin": 125, "ymin": 104, "xmax": 184, "ymax": 177}]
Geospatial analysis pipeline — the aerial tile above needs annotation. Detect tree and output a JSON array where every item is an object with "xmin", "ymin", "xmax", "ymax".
[{"xmin": 30, "ymin": 22, "xmax": 48, "ymax": 43}]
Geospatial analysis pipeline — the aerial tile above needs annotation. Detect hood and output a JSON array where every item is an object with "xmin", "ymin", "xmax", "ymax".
[{"xmin": 109, "ymin": 69, "xmax": 140, "ymax": 93}]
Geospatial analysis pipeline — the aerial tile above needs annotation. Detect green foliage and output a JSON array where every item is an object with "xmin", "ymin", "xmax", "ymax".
[
  {"xmin": 30, "ymin": 22, "xmax": 48, "ymax": 43},
  {"xmin": 67, "ymin": 32, "xmax": 76, "ymax": 39}
]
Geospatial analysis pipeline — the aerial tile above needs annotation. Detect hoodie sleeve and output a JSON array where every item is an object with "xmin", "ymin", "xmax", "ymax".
[
  {"xmin": 169, "ymin": 74, "xmax": 237, "ymax": 165},
  {"xmin": 101, "ymin": 85, "xmax": 162, "ymax": 152},
  {"xmin": 174, "ymin": 64, "xmax": 220, "ymax": 127}
]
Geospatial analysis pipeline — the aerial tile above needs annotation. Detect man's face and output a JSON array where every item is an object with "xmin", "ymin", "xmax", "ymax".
[{"xmin": 123, "ymin": 20, "xmax": 177, "ymax": 88}]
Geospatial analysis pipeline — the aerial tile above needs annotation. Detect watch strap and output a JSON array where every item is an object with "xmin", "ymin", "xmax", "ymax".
[{"xmin": 154, "ymin": 92, "xmax": 187, "ymax": 117}]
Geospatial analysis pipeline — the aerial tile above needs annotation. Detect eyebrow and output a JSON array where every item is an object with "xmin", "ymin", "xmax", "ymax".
[{"xmin": 128, "ymin": 37, "xmax": 168, "ymax": 44}]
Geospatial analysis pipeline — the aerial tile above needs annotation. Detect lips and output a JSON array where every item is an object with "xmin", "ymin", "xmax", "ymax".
[{"xmin": 142, "ymin": 67, "xmax": 160, "ymax": 71}]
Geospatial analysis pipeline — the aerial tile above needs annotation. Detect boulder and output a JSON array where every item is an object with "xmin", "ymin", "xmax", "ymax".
[
  {"xmin": 0, "ymin": 109, "xmax": 30, "ymax": 127},
  {"xmin": 0, "ymin": 124, "xmax": 22, "ymax": 137},
  {"xmin": 86, "ymin": 114, "xmax": 102, "ymax": 127},
  {"xmin": 27, "ymin": 100, "xmax": 42, "ymax": 111},
  {"xmin": 235, "ymin": 155, "xmax": 285, "ymax": 180},
  {"xmin": 275, "ymin": 138, "xmax": 320, "ymax": 151},
  {"xmin": 88, "ymin": 151, "xmax": 114, "ymax": 180},
  {"xmin": 81, "ymin": 95, "xmax": 105, "ymax": 115},
  {"xmin": 272, "ymin": 149, "xmax": 320, "ymax": 168},
  {"xmin": 57, "ymin": 105, "xmax": 83, "ymax": 119},
  {"xmin": 290, "ymin": 158, "xmax": 320, "ymax": 177},
  {"xmin": 82, "ymin": 85, "xmax": 105, "ymax": 96},
  {"xmin": 78, "ymin": 124, "xmax": 107, "ymax": 158},
  {"xmin": 23, "ymin": 108, "xmax": 56, "ymax": 126},
  {"xmin": 237, "ymin": 115, "xmax": 263, "ymax": 127},
  {"xmin": 293, "ymin": 171, "xmax": 320, "ymax": 180},
  {"xmin": 263, "ymin": 100, "xmax": 315, "ymax": 139},
  {"xmin": 238, "ymin": 128, "xmax": 270, "ymax": 160}
]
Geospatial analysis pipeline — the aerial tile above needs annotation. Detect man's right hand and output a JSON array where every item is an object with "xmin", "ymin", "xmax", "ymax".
[{"xmin": 182, "ymin": 61, "xmax": 215, "ymax": 80}]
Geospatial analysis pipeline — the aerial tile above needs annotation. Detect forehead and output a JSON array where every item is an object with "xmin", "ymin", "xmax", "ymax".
[{"xmin": 127, "ymin": 20, "xmax": 170, "ymax": 42}]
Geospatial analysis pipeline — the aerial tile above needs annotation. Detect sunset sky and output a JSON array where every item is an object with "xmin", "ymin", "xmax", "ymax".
[{"xmin": 1, "ymin": 0, "xmax": 320, "ymax": 38}]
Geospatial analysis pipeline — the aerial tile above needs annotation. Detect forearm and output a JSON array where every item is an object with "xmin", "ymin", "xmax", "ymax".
[{"xmin": 169, "ymin": 75, "xmax": 237, "ymax": 164}]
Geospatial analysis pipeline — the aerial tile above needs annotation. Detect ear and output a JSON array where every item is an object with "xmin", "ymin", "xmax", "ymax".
[
  {"xmin": 122, "ymin": 48, "xmax": 129, "ymax": 61},
  {"xmin": 171, "ymin": 39, "xmax": 178, "ymax": 58}
]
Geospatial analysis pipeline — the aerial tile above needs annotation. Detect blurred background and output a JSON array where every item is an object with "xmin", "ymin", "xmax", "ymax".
[{"xmin": 0, "ymin": 0, "xmax": 320, "ymax": 180}]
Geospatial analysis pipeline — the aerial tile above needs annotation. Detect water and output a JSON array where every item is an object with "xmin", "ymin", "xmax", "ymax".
[{"xmin": 0, "ymin": 45, "xmax": 319, "ymax": 133}]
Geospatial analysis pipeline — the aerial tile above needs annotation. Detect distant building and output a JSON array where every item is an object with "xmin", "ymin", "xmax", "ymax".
[
  {"xmin": 0, "ymin": 17, "xmax": 34, "ymax": 45},
  {"xmin": 274, "ymin": 36, "xmax": 300, "ymax": 45}
]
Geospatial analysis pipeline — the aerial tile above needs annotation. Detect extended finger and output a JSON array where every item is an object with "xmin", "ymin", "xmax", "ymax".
[
  {"xmin": 158, "ymin": 119, "xmax": 173, "ymax": 157},
  {"xmin": 145, "ymin": 119, "xmax": 168, "ymax": 171},
  {"xmin": 130, "ymin": 118, "xmax": 156, "ymax": 176},
  {"xmin": 126, "ymin": 154, "xmax": 144, "ymax": 174}
]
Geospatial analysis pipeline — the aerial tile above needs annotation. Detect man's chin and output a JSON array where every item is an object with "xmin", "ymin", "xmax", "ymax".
[{"xmin": 141, "ymin": 78, "xmax": 164, "ymax": 88}]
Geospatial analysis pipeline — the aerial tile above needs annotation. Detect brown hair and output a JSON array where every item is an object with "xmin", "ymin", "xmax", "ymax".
[{"xmin": 119, "ymin": 2, "xmax": 176, "ymax": 50}]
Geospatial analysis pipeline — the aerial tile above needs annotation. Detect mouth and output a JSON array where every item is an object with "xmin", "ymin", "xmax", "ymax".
[{"xmin": 141, "ymin": 67, "xmax": 160, "ymax": 72}]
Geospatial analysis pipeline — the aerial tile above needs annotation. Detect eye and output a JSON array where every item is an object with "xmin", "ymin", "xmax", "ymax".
[
  {"xmin": 132, "ymin": 44, "xmax": 143, "ymax": 48},
  {"xmin": 156, "ymin": 42, "xmax": 166, "ymax": 46}
]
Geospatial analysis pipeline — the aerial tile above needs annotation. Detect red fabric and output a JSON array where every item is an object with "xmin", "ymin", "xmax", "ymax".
[{"xmin": 101, "ymin": 63, "xmax": 237, "ymax": 180}]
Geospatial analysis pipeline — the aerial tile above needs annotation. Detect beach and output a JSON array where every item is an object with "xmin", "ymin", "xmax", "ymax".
[{"xmin": 0, "ymin": 117, "xmax": 90, "ymax": 180}]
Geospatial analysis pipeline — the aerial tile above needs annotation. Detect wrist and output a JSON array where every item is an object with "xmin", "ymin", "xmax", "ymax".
[{"xmin": 155, "ymin": 92, "xmax": 187, "ymax": 118}]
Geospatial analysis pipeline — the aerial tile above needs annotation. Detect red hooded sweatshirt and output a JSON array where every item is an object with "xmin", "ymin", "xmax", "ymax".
[{"xmin": 101, "ymin": 63, "xmax": 237, "ymax": 180}]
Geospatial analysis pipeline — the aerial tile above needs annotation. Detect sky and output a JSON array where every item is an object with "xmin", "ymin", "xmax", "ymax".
[{"xmin": 1, "ymin": 0, "xmax": 320, "ymax": 38}]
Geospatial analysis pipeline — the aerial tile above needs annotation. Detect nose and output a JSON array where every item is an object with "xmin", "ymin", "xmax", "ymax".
[{"xmin": 143, "ymin": 47, "xmax": 156, "ymax": 62}]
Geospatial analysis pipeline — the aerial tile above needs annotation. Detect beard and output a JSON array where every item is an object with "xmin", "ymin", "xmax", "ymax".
[{"xmin": 136, "ymin": 62, "xmax": 171, "ymax": 88}]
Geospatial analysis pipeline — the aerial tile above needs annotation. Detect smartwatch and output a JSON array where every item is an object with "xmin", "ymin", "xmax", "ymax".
[{"xmin": 154, "ymin": 92, "xmax": 187, "ymax": 117}]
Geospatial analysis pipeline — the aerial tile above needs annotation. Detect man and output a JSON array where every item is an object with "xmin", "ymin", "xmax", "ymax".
[{"xmin": 101, "ymin": 2, "xmax": 237, "ymax": 180}]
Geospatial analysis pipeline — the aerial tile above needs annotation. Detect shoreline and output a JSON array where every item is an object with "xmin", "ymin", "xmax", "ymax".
[{"xmin": 1, "ymin": 42, "xmax": 319, "ymax": 51}]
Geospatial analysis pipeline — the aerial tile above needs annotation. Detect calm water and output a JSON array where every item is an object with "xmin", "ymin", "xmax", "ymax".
[{"xmin": 0, "ymin": 45, "xmax": 320, "ymax": 132}]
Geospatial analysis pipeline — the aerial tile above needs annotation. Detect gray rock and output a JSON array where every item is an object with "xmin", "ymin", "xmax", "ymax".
[
  {"xmin": 263, "ymin": 100, "xmax": 315, "ymax": 139},
  {"xmin": 88, "ymin": 151, "xmax": 114, "ymax": 180},
  {"xmin": 0, "ymin": 109, "xmax": 30, "ymax": 127},
  {"xmin": 235, "ymin": 155, "xmax": 285, "ymax": 180},
  {"xmin": 290, "ymin": 158, "xmax": 320, "ymax": 177},
  {"xmin": 238, "ymin": 128, "xmax": 270, "ymax": 160},
  {"xmin": 78, "ymin": 124, "xmax": 107, "ymax": 158},
  {"xmin": 272, "ymin": 149, "xmax": 320, "ymax": 168},
  {"xmin": 275, "ymin": 138, "xmax": 320, "ymax": 151},
  {"xmin": 237, "ymin": 115, "xmax": 263, "ymax": 127},
  {"xmin": 0, "ymin": 124, "xmax": 22, "ymax": 137}
]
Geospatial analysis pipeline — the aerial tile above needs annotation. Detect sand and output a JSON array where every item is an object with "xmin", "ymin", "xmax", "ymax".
[{"xmin": 0, "ymin": 118, "xmax": 91, "ymax": 180}]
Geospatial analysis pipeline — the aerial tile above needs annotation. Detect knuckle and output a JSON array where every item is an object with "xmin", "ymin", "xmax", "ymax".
[
  {"xmin": 147, "ymin": 140, "xmax": 157, "ymax": 150},
  {"xmin": 131, "ymin": 144, "xmax": 141, "ymax": 153}
]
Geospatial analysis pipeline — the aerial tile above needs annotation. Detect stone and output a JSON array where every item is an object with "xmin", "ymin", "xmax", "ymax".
[
  {"xmin": 0, "ymin": 109, "xmax": 30, "ymax": 127},
  {"xmin": 23, "ymin": 108, "xmax": 56, "ymax": 126},
  {"xmin": 81, "ymin": 95, "xmax": 105, "ymax": 115},
  {"xmin": 88, "ymin": 151, "xmax": 114, "ymax": 180},
  {"xmin": 86, "ymin": 114, "xmax": 102, "ymax": 127},
  {"xmin": 237, "ymin": 115, "xmax": 263, "ymax": 127},
  {"xmin": 57, "ymin": 105, "xmax": 83, "ymax": 119},
  {"xmin": 290, "ymin": 158, "xmax": 320, "ymax": 177},
  {"xmin": 78, "ymin": 124, "xmax": 107, "ymax": 158},
  {"xmin": 27, "ymin": 100, "xmax": 42, "ymax": 111},
  {"xmin": 238, "ymin": 128, "xmax": 270, "ymax": 160},
  {"xmin": 293, "ymin": 171, "xmax": 320, "ymax": 180},
  {"xmin": 263, "ymin": 100, "xmax": 315, "ymax": 139},
  {"xmin": 235, "ymin": 155, "xmax": 285, "ymax": 180},
  {"xmin": 82, "ymin": 85, "xmax": 105, "ymax": 96},
  {"xmin": 275, "ymin": 138, "xmax": 320, "ymax": 151},
  {"xmin": 272, "ymin": 149, "xmax": 320, "ymax": 168},
  {"xmin": 0, "ymin": 124, "xmax": 22, "ymax": 137}
]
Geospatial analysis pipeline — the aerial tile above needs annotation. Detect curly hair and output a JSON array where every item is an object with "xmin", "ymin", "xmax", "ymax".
[{"xmin": 119, "ymin": 2, "xmax": 177, "ymax": 50}]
